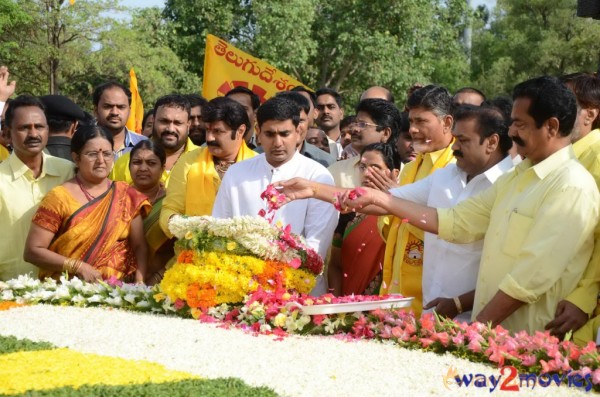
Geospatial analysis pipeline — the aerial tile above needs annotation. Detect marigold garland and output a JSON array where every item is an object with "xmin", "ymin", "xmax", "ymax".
[{"xmin": 0, "ymin": 301, "xmax": 25, "ymax": 311}]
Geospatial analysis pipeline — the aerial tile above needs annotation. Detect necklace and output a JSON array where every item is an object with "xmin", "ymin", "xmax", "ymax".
[
  {"xmin": 75, "ymin": 175, "xmax": 110, "ymax": 202},
  {"xmin": 145, "ymin": 185, "xmax": 165, "ymax": 204},
  {"xmin": 214, "ymin": 159, "xmax": 236, "ymax": 178}
]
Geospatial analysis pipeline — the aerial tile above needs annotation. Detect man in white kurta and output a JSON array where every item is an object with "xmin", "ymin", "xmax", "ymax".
[
  {"xmin": 391, "ymin": 155, "xmax": 514, "ymax": 321},
  {"xmin": 212, "ymin": 97, "xmax": 338, "ymax": 296},
  {"xmin": 389, "ymin": 105, "xmax": 515, "ymax": 321}
]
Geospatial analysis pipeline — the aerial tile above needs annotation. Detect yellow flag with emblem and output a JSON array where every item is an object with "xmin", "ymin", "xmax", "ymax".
[
  {"xmin": 126, "ymin": 67, "xmax": 144, "ymax": 133},
  {"xmin": 203, "ymin": 34, "xmax": 309, "ymax": 102}
]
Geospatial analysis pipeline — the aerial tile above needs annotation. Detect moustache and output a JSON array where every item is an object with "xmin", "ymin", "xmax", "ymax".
[
  {"xmin": 206, "ymin": 141, "xmax": 220, "ymax": 147},
  {"xmin": 512, "ymin": 136, "xmax": 525, "ymax": 147},
  {"xmin": 189, "ymin": 126, "xmax": 205, "ymax": 134},
  {"xmin": 452, "ymin": 150, "xmax": 463, "ymax": 158},
  {"xmin": 24, "ymin": 137, "xmax": 41, "ymax": 144},
  {"xmin": 161, "ymin": 131, "xmax": 178, "ymax": 138}
]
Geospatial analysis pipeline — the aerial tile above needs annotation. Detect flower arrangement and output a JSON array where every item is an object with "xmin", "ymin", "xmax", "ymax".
[
  {"xmin": 3, "ymin": 274, "xmax": 600, "ymax": 390},
  {"xmin": 162, "ymin": 215, "xmax": 324, "ymax": 311}
]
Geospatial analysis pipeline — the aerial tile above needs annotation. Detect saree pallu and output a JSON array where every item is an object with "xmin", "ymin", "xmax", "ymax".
[
  {"xmin": 32, "ymin": 181, "xmax": 150, "ymax": 280},
  {"xmin": 143, "ymin": 196, "xmax": 173, "ymax": 271},
  {"xmin": 341, "ymin": 215, "xmax": 385, "ymax": 296}
]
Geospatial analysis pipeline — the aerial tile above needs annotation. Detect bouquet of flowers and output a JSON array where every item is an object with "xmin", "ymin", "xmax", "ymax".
[{"xmin": 161, "ymin": 215, "xmax": 324, "ymax": 312}]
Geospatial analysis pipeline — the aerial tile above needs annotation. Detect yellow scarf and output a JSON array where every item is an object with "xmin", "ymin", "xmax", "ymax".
[
  {"xmin": 184, "ymin": 141, "xmax": 256, "ymax": 215},
  {"xmin": 379, "ymin": 143, "xmax": 455, "ymax": 315}
]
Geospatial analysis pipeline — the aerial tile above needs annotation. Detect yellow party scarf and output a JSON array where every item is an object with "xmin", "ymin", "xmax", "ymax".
[
  {"xmin": 378, "ymin": 143, "xmax": 455, "ymax": 316},
  {"xmin": 184, "ymin": 141, "xmax": 256, "ymax": 216}
]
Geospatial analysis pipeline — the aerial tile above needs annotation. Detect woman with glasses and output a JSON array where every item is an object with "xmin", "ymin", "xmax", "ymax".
[{"xmin": 24, "ymin": 125, "xmax": 151, "ymax": 283}]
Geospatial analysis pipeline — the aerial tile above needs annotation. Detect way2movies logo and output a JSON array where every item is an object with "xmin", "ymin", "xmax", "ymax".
[{"xmin": 442, "ymin": 365, "xmax": 593, "ymax": 392}]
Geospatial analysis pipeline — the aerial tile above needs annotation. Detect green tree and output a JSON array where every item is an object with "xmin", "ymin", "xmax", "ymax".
[
  {"xmin": 163, "ymin": 0, "xmax": 471, "ymax": 105},
  {"xmin": 471, "ymin": 0, "xmax": 600, "ymax": 97}
]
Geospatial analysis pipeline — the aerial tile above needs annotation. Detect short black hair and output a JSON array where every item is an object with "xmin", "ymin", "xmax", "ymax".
[
  {"xmin": 71, "ymin": 125, "xmax": 114, "ymax": 154},
  {"xmin": 561, "ymin": 73, "xmax": 600, "ymax": 129},
  {"xmin": 92, "ymin": 81, "xmax": 131, "ymax": 107},
  {"xmin": 225, "ymin": 86, "xmax": 261, "ymax": 110},
  {"xmin": 512, "ymin": 76, "xmax": 577, "ymax": 137},
  {"xmin": 340, "ymin": 115, "xmax": 356, "ymax": 130},
  {"xmin": 453, "ymin": 105, "xmax": 512, "ymax": 157},
  {"xmin": 142, "ymin": 109, "xmax": 154, "ymax": 129},
  {"xmin": 4, "ymin": 95, "xmax": 45, "ymax": 128},
  {"xmin": 153, "ymin": 94, "xmax": 191, "ymax": 118},
  {"xmin": 291, "ymin": 86, "xmax": 317, "ymax": 107},
  {"xmin": 129, "ymin": 139, "xmax": 166, "ymax": 167},
  {"xmin": 202, "ymin": 97, "xmax": 250, "ymax": 139},
  {"xmin": 481, "ymin": 96, "xmax": 513, "ymax": 125},
  {"xmin": 315, "ymin": 87, "xmax": 343, "ymax": 108},
  {"xmin": 275, "ymin": 91, "xmax": 311, "ymax": 115},
  {"xmin": 256, "ymin": 96, "xmax": 300, "ymax": 128},
  {"xmin": 407, "ymin": 85, "xmax": 453, "ymax": 117},
  {"xmin": 185, "ymin": 93, "xmax": 208, "ymax": 109},
  {"xmin": 355, "ymin": 98, "xmax": 403, "ymax": 169}
]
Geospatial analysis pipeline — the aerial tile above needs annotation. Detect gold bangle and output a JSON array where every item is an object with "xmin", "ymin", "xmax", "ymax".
[
  {"xmin": 72, "ymin": 260, "xmax": 82, "ymax": 274},
  {"xmin": 453, "ymin": 296, "xmax": 463, "ymax": 314},
  {"xmin": 63, "ymin": 257, "xmax": 73, "ymax": 272}
]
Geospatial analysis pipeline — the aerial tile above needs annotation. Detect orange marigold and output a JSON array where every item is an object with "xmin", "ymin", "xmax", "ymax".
[
  {"xmin": 177, "ymin": 250, "xmax": 194, "ymax": 264},
  {"xmin": 0, "ymin": 301, "xmax": 26, "ymax": 311},
  {"xmin": 186, "ymin": 283, "xmax": 217, "ymax": 310},
  {"xmin": 255, "ymin": 260, "xmax": 286, "ymax": 291}
]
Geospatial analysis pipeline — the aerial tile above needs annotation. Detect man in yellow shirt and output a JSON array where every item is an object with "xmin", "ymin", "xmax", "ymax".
[
  {"xmin": 342, "ymin": 76, "xmax": 598, "ymax": 334},
  {"xmin": 379, "ymin": 85, "xmax": 455, "ymax": 315},
  {"xmin": 546, "ymin": 73, "xmax": 600, "ymax": 343},
  {"xmin": 159, "ymin": 97, "xmax": 256, "ymax": 238},
  {"xmin": 110, "ymin": 94, "xmax": 199, "ymax": 186},
  {"xmin": 0, "ymin": 95, "xmax": 74, "ymax": 281}
]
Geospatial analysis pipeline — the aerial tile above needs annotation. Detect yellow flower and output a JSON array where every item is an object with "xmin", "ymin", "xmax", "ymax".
[
  {"xmin": 273, "ymin": 313, "xmax": 287, "ymax": 327},
  {"xmin": 226, "ymin": 241, "xmax": 237, "ymax": 251},
  {"xmin": 0, "ymin": 349, "xmax": 197, "ymax": 395},
  {"xmin": 282, "ymin": 292, "xmax": 291, "ymax": 301},
  {"xmin": 190, "ymin": 308, "xmax": 202, "ymax": 319},
  {"xmin": 184, "ymin": 231, "xmax": 194, "ymax": 240},
  {"xmin": 153, "ymin": 293, "xmax": 166, "ymax": 302}
]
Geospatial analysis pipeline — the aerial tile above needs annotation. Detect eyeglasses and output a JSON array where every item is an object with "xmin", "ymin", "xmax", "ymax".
[
  {"xmin": 350, "ymin": 121, "xmax": 381, "ymax": 130},
  {"xmin": 81, "ymin": 151, "xmax": 114, "ymax": 161}
]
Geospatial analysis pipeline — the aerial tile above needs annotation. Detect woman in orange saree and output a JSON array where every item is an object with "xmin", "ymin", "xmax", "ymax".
[{"xmin": 25, "ymin": 125, "xmax": 150, "ymax": 282}]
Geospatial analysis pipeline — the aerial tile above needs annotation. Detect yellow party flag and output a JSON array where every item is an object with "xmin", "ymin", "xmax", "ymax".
[
  {"xmin": 126, "ymin": 68, "xmax": 144, "ymax": 133},
  {"xmin": 203, "ymin": 34, "xmax": 309, "ymax": 103}
]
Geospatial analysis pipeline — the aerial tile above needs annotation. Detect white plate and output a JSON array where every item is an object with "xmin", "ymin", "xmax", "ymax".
[{"xmin": 290, "ymin": 296, "xmax": 414, "ymax": 315}]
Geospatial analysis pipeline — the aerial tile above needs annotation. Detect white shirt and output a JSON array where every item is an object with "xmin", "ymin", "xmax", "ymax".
[
  {"xmin": 390, "ymin": 156, "xmax": 514, "ymax": 321},
  {"xmin": 212, "ymin": 152, "xmax": 339, "ymax": 296}
]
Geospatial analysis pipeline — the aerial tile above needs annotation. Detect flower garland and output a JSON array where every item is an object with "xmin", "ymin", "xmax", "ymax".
[{"xmin": 163, "ymin": 216, "xmax": 323, "ymax": 311}]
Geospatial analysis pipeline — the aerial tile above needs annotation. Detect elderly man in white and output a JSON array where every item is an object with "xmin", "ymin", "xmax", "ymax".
[
  {"xmin": 212, "ymin": 96, "xmax": 338, "ymax": 296},
  {"xmin": 394, "ymin": 105, "xmax": 515, "ymax": 321}
]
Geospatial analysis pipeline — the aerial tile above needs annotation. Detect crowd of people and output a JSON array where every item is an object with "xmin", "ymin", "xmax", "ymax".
[{"xmin": 2, "ymin": 63, "xmax": 600, "ymax": 345}]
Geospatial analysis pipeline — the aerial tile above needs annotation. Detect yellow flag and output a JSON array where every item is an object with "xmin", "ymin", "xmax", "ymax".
[
  {"xmin": 203, "ymin": 34, "xmax": 309, "ymax": 102},
  {"xmin": 126, "ymin": 68, "xmax": 144, "ymax": 133}
]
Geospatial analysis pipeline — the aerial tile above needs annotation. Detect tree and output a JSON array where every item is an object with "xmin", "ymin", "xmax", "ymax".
[
  {"xmin": 471, "ymin": 0, "xmax": 600, "ymax": 97},
  {"xmin": 163, "ymin": 0, "xmax": 472, "ymax": 106}
]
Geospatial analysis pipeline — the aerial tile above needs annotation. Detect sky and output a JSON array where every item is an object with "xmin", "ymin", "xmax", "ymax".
[{"xmin": 122, "ymin": 0, "xmax": 497, "ymax": 11}]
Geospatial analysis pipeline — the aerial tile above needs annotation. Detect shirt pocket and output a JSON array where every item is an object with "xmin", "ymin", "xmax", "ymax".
[{"xmin": 501, "ymin": 211, "xmax": 533, "ymax": 257}]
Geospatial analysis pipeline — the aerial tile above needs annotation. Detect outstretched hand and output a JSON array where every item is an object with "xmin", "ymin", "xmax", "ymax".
[
  {"xmin": 339, "ymin": 186, "xmax": 380, "ymax": 212},
  {"xmin": 273, "ymin": 178, "xmax": 315, "ymax": 203}
]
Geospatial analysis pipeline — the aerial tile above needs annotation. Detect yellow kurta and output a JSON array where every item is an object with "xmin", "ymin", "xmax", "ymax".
[
  {"xmin": 0, "ymin": 153, "xmax": 74, "ymax": 281},
  {"xmin": 438, "ymin": 145, "xmax": 599, "ymax": 334},
  {"xmin": 109, "ymin": 138, "xmax": 199, "ymax": 187},
  {"xmin": 568, "ymin": 129, "xmax": 600, "ymax": 345},
  {"xmin": 378, "ymin": 144, "xmax": 455, "ymax": 315},
  {"xmin": 0, "ymin": 145, "xmax": 9, "ymax": 162},
  {"xmin": 159, "ymin": 142, "xmax": 256, "ymax": 238}
]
